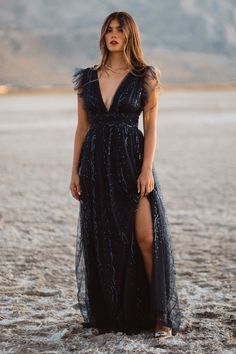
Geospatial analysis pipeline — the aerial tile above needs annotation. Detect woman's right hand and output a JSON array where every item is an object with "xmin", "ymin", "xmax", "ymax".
[{"xmin": 70, "ymin": 171, "xmax": 82, "ymax": 201}]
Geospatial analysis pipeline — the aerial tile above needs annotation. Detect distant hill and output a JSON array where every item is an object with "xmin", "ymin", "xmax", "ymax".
[{"xmin": 0, "ymin": 0, "xmax": 236, "ymax": 89}]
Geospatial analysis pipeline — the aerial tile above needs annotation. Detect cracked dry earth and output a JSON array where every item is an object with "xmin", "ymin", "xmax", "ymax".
[{"xmin": 0, "ymin": 90, "xmax": 235, "ymax": 354}]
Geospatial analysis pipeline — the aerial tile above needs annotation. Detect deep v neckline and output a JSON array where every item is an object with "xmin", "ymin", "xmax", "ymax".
[{"xmin": 95, "ymin": 68, "xmax": 131, "ymax": 113}]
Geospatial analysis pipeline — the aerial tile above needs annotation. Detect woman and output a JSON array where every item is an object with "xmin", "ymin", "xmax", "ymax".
[{"xmin": 70, "ymin": 11, "xmax": 182, "ymax": 339}]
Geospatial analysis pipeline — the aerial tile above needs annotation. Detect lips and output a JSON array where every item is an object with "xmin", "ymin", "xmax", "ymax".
[{"xmin": 110, "ymin": 40, "xmax": 118, "ymax": 45}]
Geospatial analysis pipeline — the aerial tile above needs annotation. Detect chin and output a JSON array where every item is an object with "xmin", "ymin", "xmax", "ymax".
[{"xmin": 108, "ymin": 47, "xmax": 123, "ymax": 52}]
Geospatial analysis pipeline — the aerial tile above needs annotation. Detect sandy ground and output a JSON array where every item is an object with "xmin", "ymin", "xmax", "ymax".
[{"xmin": 0, "ymin": 90, "xmax": 235, "ymax": 353}]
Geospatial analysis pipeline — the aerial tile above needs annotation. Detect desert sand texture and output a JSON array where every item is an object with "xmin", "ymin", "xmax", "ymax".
[{"xmin": 0, "ymin": 89, "xmax": 235, "ymax": 353}]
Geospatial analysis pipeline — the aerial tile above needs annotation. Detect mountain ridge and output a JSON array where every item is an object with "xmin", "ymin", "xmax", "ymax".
[{"xmin": 0, "ymin": 0, "xmax": 236, "ymax": 88}]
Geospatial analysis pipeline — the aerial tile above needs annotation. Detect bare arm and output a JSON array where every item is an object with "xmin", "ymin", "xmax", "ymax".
[
  {"xmin": 137, "ymin": 67, "xmax": 160, "ymax": 197},
  {"xmin": 70, "ymin": 91, "xmax": 90, "ymax": 201},
  {"xmin": 141, "ymin": 86, "xmax": 159, "ymax": 172},
  {"xmin": 71, "ymin": 93, "xmax": 90, "ymax": 174}
]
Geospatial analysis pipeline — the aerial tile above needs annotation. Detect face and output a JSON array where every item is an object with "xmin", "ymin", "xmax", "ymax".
[{"xmin": 104, "ymin": 18, "xmax": 126, "ymax": 52}]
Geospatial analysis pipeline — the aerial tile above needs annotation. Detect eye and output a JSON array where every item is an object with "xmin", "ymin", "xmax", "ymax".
[{"xmin": 106, "ymin": 28, "xmax": 112, "ymax": 32}]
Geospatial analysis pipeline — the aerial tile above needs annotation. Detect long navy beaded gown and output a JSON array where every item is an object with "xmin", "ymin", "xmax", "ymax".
[{"xmin": 72, "ymin": 64, "xmax": 182, "ymax": 335}]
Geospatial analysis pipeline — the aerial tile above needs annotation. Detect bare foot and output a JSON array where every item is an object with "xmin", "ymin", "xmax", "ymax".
[{"xmin": 153, "ymin": 323, "xmax": 172, "ymax": 340}]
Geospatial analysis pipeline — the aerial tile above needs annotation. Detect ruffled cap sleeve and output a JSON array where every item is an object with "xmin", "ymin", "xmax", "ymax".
[
  {"xmin": 72, "ymin": 67, "xmax": 86, "ymax": 97},
  {"xmin": 142, "ymin": 65, "xmax": 161, "ymax": 113}
]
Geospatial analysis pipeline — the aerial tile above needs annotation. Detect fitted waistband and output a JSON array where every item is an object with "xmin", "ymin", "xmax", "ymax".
[{"xmin": 88, "ymin": 111, "xmax": 140, "ymax": 127}]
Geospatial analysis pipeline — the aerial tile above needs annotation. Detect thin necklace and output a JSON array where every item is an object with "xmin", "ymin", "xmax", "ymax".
[{"xmin": 104, "ymin": 63, "xmax": 130, "ymax": 74}]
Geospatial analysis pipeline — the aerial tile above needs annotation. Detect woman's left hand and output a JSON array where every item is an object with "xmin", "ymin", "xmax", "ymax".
[{"xmin": 137, "ymin": 168, "xmax": 154, "ymax": 198}]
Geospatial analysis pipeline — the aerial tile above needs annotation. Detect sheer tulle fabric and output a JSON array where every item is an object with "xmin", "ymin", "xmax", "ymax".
[{"xmin": 72, "ymin": 65, "xmax": 182, "ymax": 335}]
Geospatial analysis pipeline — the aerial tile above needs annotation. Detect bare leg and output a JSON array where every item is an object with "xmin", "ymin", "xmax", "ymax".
[
  {"xmin": 134, "ymin": 195, "xmax": 172, "ymax": 337},
  {"xmin": 134, "ymin": 195, "xmax": 153, "ymax": 283}
]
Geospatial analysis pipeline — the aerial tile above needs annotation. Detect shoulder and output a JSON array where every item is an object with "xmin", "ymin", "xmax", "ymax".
[
  {"xmin": 134, "ymin": 64, "xmax": 160, "ymax": 86},
  {"xmin": 72, "ymin": 66, "xmax": 94, "ymax": 93},
  {"xmin": 143, "ymin": 65, "xmax": 160, "ymax": 83},
  {"xmin": 72, "ymin": 66, "xmax": 89, "ymax": 82},
  {"xmin": 142, "ymin": 64, "xmax": 161, "ymax": 94},
  {"xmin": 141, "ymin": 65, "xmax": 161, "ymax": 106}
]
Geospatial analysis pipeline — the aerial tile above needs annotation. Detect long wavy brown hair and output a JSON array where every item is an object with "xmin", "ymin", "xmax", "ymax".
[{"xmin": 93, "ymin": 11, "xmax": 161, "ymax": 87}]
